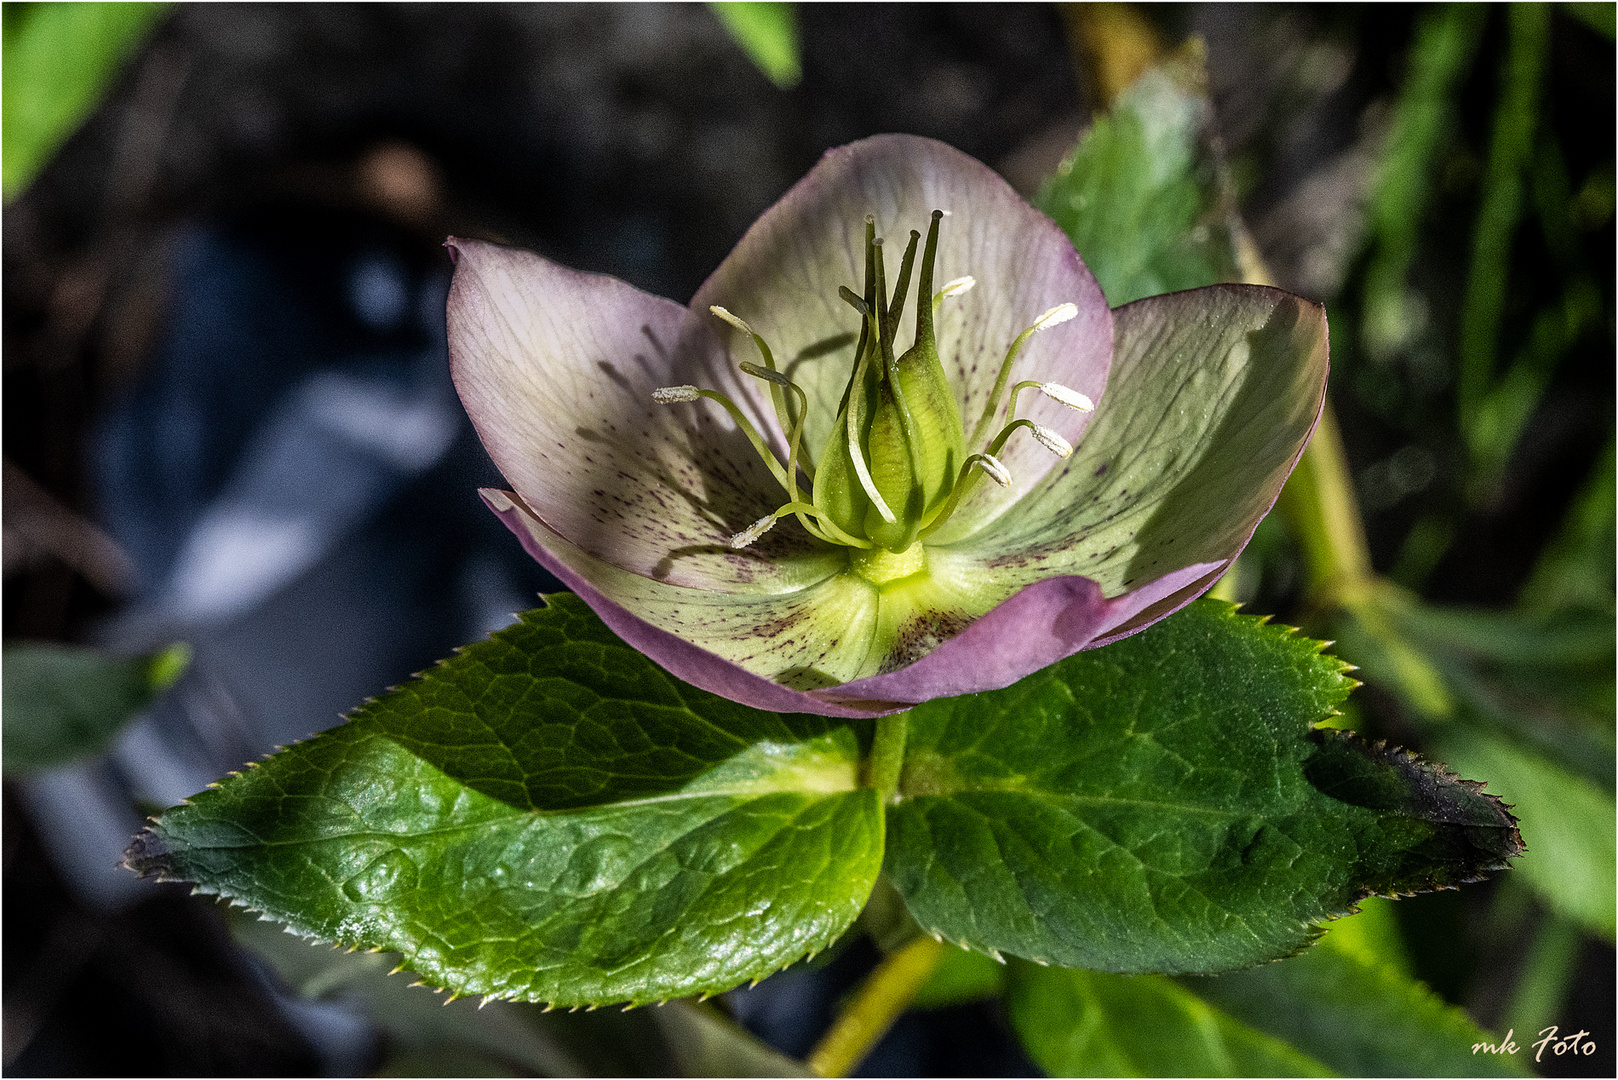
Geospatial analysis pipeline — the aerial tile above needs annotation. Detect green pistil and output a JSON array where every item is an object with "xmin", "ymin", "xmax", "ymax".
[
  {"xmin": 871, "ymin": 231, "xmax": 926, "ymax": 552},
  {"xmin": 852, "ymin": 544, "xmax": 927, "ymax": 586},
  {"xmin": 916, "ymin": 210, "xmax": 942, "ymax": 346},
  {"xmin": 883, "ymin": 230, "xmax": 920, "ymax": 356},
  {"xmin": 652, "ymin": 208, "xmax": 1084, "ymax": 555},
  {"xmin": 843, "ymin": 227, "xmax": 897, "ymax": 527}
]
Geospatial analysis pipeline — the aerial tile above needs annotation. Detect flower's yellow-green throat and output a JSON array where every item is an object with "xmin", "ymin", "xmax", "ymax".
[{"xmin": 655, "ymin": 209, "xmax": 1092, "ymax": 562}]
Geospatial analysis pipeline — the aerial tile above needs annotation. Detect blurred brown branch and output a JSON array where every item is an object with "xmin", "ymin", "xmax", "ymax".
[{"xmin": 3, "ymin": 458, "xmax": 135, "ymax": 598}]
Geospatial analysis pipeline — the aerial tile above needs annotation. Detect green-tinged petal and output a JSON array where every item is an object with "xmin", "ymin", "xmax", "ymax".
[
  {"xmin": 498, "ymin": 496, "xmax": 1016, "ymax": 691},
  {"xmin": 446, "ymin": 238, "xmax": 833, "ymax": 593},
  {"xmin": 933, "ymin": 285, "xmax": 1328, "ymax": 615},
  {"xmin": 686, "ymin": 134, "xmax": 1112, "ymax": 530}
]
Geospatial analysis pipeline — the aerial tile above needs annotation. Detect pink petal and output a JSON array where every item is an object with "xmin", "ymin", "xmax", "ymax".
[
  {"xmin": 447, "ymin": 238, "xmax": 837, "ymax": 594},
  {"xmin": 816, "ymin": 560, "xmax": 1223, "ymax": 705}
]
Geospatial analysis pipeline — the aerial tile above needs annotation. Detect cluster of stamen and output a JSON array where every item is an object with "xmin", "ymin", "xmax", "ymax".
[{"xmin": 655, "ymin": 209, "xmax": 1093, "ymax": 554}]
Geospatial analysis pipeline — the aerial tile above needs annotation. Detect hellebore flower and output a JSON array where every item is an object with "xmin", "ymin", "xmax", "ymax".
[{"xmin": 447, "ymin": 135, "xmax": 1327, "ymax": 717}]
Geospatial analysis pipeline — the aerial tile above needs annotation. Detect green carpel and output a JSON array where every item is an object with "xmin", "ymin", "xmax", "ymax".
[{"xmin": 853, "ymin": 544, "xmax": 929, "ymax": 585}]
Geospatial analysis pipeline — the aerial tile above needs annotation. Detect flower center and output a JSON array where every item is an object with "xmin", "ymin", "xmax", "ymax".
[
  {"xmin": 656, "ymin": 209, "xmax": 1093, "ymax": 556},
  {"xmin": 851, "ymin": 543, "xmax": 927, "ymax": 586}
]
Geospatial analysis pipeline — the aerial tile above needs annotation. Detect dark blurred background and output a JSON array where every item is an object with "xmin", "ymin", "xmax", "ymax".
[{"xmin": 3, "ymin": 3, "xmax": 1612, "ymax": 1076}]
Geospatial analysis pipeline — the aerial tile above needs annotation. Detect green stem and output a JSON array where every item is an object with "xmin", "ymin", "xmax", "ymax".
[
  {"xmin": 805, "ymin": 935, "xmax": 945, "ymax": 1077},
  {"xmin": 1277, "ymin": 406, "xmax": 1375, "ymax": 610},
  {"xmin": 868, "ymin": 711, "xmax": 908, "ymax": 802},
  {"xmin": 1227, "ymin": 150, "xmax": 1377, "ymax": 620}
]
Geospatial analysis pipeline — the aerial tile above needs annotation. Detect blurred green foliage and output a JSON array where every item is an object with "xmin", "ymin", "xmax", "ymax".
[
  {"xmin": 1457, "ymin": 4, "xmax": 1548, "ymax": 427},
  {"xmin": 1523, "ymin": 437, "xmax": 1615, "ymax": 615},
  {"xmin": 1360, "ymin": 4, "xmax": 1485, "ymax": 363},
  {"xmin": 1220, "ymin": 0, "xmax": 1615, "ymax": 1058},
  {"xmin": 1344, "ymin": 2, "xmax": 1614, "ymax": 532},
  {"xmin": 1319, "ymin": 0, "xmax": 1618, "ymax": 978},
  {"xmin": 708, "ymin": 2, "xmax": 801, "ymax": 90},
  {"xmin": 911, "ymin": 944, "xmax": 1002, "ymax": 1010},
  {"xmin": 1189, "ymin": 899, "xmax": 1526, "ymax": 1077},
  {"xmin": 2, "ymin": 1, "xmax": 169, "ymax": 201},
  {"xmin": 1561, "ymin": 2, "xmax": 1616, "ymax": 40},
  {"xmin": 2, "ymin": 641, "xmax": 189, "ymax": 773},
  {"xmin": 1035, "ymin": 5, "xmax": 1614, "ymax": 1072},
  {"xmin": 1007, "ymin": 962, "xmax": 1336, "ymax": 1077},
  {"xmin": 1037, "ymin": 41, "xmax": 1242, "ymax": 306}
]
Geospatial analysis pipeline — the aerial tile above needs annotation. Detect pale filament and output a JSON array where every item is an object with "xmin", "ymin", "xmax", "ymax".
[
  {"xmin": 1007, "ymin": 380, "xmax": 1095, "ymax": 420},
  {"xmin": 965, "ymin": 301, "xmax": 1086, "ymax": 450}
]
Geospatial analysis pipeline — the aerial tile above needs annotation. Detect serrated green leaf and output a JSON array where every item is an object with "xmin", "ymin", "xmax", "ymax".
[
  {"xmin": 126, "ymin": 595, "xmax": 883, "ymax": 1007},
  {"xmin": 234, "ymin": 911, "xmax": 808, "ymax": 1077},
  {"xmin": 885, "ymin": 600, "xmax": 1523, "ymax": 974},
  {"xmin": 1186, "ymin": 903, "xmax": 1527, "ymax": 1077},
  {"xmin": 2, "ymin": 2, "xmax": 170, "ymax": 200},
  {"xmin": 1007, "ymin": 959, "xmax": 1335, "ymax": 1077},
  {"xmin": 2, "ymin": 641, "xmax": 190, "ymax": 774},
  {"xmin": 1037, "ymin": 42, "xmax": 1243, "ymax": 307},
  {"xmin": 1433, "ymin": 730, "xmax": 1616, "ymax": 942}
]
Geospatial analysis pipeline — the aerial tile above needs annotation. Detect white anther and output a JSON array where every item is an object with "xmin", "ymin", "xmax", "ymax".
[
  {"xmin": 1029, "ymin": 424, "xmax": 1073, "ymax": 458},
  {"xmin": 709, "ymin": 305, "xmax": 756, "ymax": 336},
  {"xmin": 1039, "ymin": 382, "xmax": 1095, "ymax": 412},
  {"xmin": 729, "ymin": 513, "xmax": 778, "ymax": 550},
  {"xmin": 977, "ymin": 454, "xmax": 1012, "ymax": 487},
  {"xmin": 937, "ymin": 276, "xmax": 976, "ymax": 299},
  {"xmin": 739, "ymin": 361, "xmax": 791, "ymax": 386},
  {"xmin": 652, "ymin": 385, "xmax": 701, "ymax": 404},
  {"xmin": 1032, "ymin": 303, "xmax": 1079, "ymax": 331}
]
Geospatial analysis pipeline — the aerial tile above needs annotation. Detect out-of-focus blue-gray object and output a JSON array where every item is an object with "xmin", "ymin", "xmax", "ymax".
[
  {"xmin": 11, "ymin": 210, "xmax": 563, "ymax": 1075},
  {"xmin": 100, "ymin": 225, "xmax": 460, "ymax": 626},
  {"xmin": 15, "ymin": 210, "xmax": 558, "ymax": 1070},
  {"xmin": 75, "ymin": 211, "xmax": 554, "ymax": 876}
]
